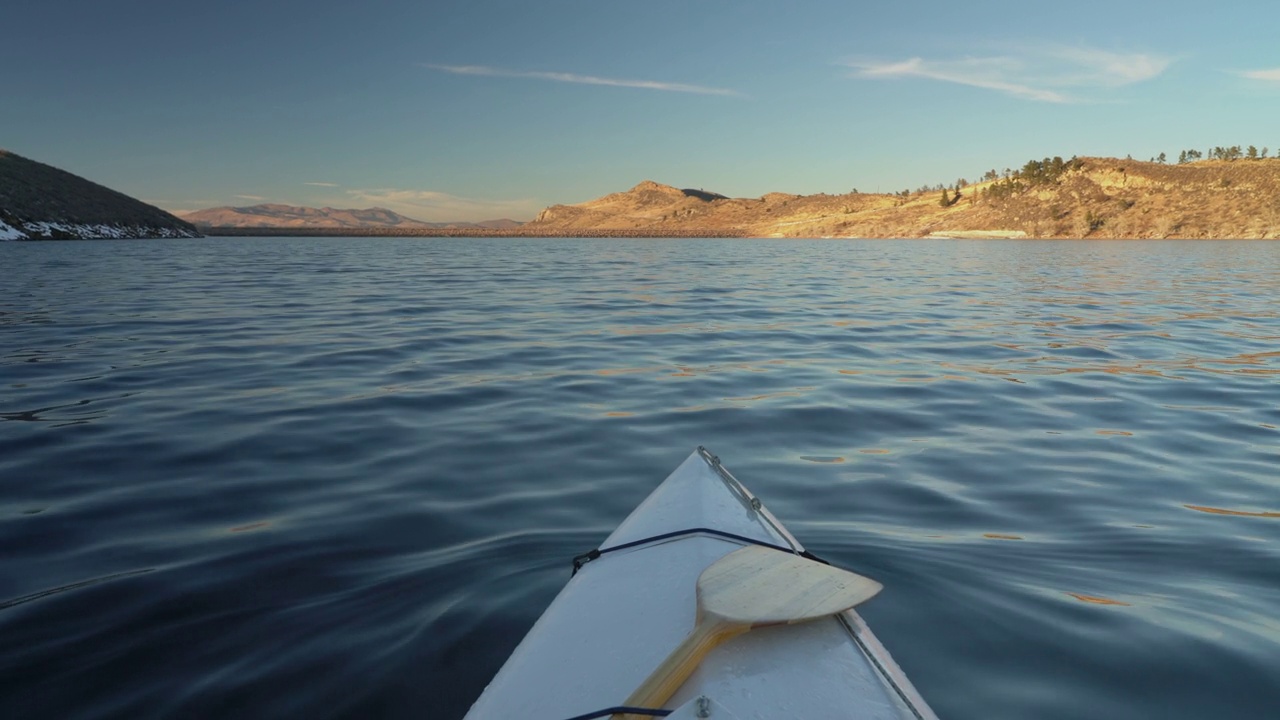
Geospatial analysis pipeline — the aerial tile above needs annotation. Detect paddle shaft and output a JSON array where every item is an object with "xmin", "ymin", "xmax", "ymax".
[{"xmin": 614, "ymin": 616, "xmax": 748, "ymax": 719}]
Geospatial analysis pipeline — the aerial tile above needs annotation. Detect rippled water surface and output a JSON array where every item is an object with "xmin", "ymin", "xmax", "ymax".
[{"xmin": 2, "ymin": 237, "xmax": 1278, "ymax": 719}]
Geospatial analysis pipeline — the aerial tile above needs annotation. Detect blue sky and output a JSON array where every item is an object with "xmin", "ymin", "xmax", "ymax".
[{"xmin": 3, "ymin": 0, "xmax": 1279, "ymax": 221}]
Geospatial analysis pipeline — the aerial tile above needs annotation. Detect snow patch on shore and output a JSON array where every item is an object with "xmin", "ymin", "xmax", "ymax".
[
  {"xmin": 3, "ymin": 221, "xmax": 200, "ymax": 240},
  {"xmin": 0, "ymin": 219, "xmax": 24, "ymax": 240}
]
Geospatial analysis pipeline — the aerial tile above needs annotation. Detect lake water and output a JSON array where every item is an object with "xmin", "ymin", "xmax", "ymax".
[{"xmin": 1, "ymin": 237, "xmax": 1278, "ymax": 719}]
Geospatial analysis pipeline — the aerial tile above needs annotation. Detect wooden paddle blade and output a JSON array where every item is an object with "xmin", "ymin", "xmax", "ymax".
[
  {"xmin": 697, "ymin": 545, "xmax": 882, "ymax": 627},
  {"xmin": 616, "ymin": 545, "xmax": 883, "ymax": 718}
]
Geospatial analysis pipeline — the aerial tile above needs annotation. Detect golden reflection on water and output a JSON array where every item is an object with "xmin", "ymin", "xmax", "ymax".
[
  {"xmin": 963, "ymin": 362, "xmax": 1175, "ymax": 379},
  {"xmin": 1184, "ymin": 505, "xmax": 1280, "ymax": 519},
  {"xmin": 722, "ymin": 389, "xmax": 808, "ymax": 403},
  {"xmin": 983, "ymin": 533, "xmax": 1023, "ymax": 540},
  {"xmin": 799, "ymin": 456, "xmax": 846, "ymax": 464},
  {"xmin": 608, "ymin": 324, "xmax": 701, "ymax": 336},
  {"xmin": 946, "ymin": 354, "xmax": 1280, "ymax": 380},
  {"xmin": 895, "ymin": 373, "xmax": 975, "ymax": 383},
  {"xmin": 595, "ymin": 360, "xmax": 800, "ymax": 379},
  {"xmin": 594, "ymin": 367, "xmax": 664, "ymax": 376},
  {"xmin": 605, "ymin": 321, "xmax": 790, "ymax": 336},
  {"xmin": 1066, "ymin": 592, "xmax": 1131, "ymax": 607}
]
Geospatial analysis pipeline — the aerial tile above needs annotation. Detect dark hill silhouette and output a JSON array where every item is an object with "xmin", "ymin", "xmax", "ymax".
[{"xmin": 0, "ymin": 149, "xmax": 198, "ymax": 240}]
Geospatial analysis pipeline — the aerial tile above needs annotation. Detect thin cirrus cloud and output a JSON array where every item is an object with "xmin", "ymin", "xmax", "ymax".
[
  {"xmin": 304, "ymin": 182, "xmax": 339, "ymax": 188},
  {"xmin": 426, "ymin": 64, "xmax": 742, "ymax": 97},
  {"xmin": 847, "ymin": 46, "xmax": 1173, "ymax": 103},
  {"xmin": 1240, "ymin": 68, "xmax": 1280, "ymax": 81}
]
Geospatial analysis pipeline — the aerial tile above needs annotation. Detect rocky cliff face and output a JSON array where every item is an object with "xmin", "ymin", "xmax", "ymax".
[{"xmin": 0, "ymin": 150, "xmax": 200, "ymax": 240}]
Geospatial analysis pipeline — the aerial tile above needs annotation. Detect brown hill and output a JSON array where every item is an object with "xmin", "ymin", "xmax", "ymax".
[
  {"xmin": 182, "ymin": 204, "xmax": 522, "ymax": 231},
  {"xmin": 530, "ymin": 180, "xmax": 735, "ymax": 232},
  {"xmin": 523, "ymin": 159, "xmax": 1280, "ymax": 239},
  {"xmin": 0, "ymin": 149, "xmax": 199, "ymax": 240}
]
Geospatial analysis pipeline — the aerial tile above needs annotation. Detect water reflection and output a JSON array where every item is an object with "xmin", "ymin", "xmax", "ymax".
[
  {"xmin": 1066, "ymin": 593, "xmax": 1131, "ymax": 607},
  {"xmin": 0, "ymin": 569, "xmax": 156, "ymax": 610},
  {"xmin": 2, "ymin": 238, "xmax": 1278, "ymax": 720},
  {"xmin": 1184, "ymin": 505, "xmax": 1280, "ymax": 519},
  {"xmin": 0, "ymin": 394, "xmax": 132, "ymax": 424},
  {"xmin": 228, "ymin": 521, "xmax": 271, "ymax": 533}
]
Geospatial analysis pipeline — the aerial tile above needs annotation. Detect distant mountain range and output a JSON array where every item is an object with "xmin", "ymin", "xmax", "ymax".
[
  {"xmin": 0, "ymin": 149, "xmax": 199, "ymax": 240},
  {"xmin": 181, "ymin": 204, "xmax": 523, "ymax": 231},
  {"xmin": 6, "ymin": 148, "xmax": 1278, "ymax": 242}
]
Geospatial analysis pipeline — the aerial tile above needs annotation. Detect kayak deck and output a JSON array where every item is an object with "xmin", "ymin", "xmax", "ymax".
[{"xmin": 465, "ymin": 448, "xmax": 937, "ymax": 720}]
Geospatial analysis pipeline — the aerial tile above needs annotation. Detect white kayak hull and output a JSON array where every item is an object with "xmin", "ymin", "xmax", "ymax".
[{"xmin": 465, "ymin": 448, "xmax": 938, "ymax": 720}]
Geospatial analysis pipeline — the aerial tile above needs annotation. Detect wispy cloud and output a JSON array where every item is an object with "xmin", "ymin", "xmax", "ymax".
[
  {"xmin": 347, "ymin": 187, "xmax": 542, "ymax": 222},
  {"xmin": 426, "ymin": 64, "xmax": 742, "ymax": 97},
  {"xmin": 235, "ymin": 194, "xmax": 267, "ymax": 201},
  {"xmin": 847, "ymin": 46, "xmax": 1172, "ymax": 103},
  {"xmin": 304, "ymin": 181, "xmax": 339, "ymax": 187},
  {"xmin": 1043, "ymin": 47, "xmax": 1170, "ymax": 86},
  {"xmin": 1240, "ymin": 67, "xmax": 1280, "ymax": 81},
  {"xmin": 855, "ymin": 57, "xmax": 1068, "ymax": 102}
]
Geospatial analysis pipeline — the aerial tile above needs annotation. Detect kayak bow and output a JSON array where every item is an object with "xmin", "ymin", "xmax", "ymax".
[{"xmin": 464, "ymin": 447, "xmax": 937, "ymax": 720}]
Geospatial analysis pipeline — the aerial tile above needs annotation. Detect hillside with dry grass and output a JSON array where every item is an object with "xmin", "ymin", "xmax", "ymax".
[{"xmin": 523, "ymin": 157, "xmax": 1280, "ymax": 239}]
